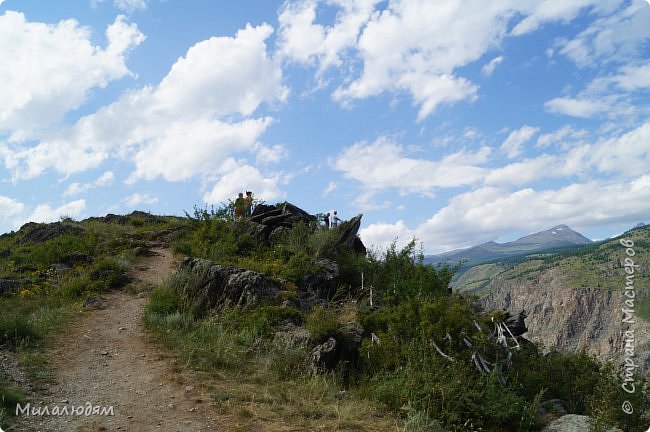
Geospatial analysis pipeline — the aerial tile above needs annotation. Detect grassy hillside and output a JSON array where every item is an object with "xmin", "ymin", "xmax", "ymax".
[{"xmin": 2, "ymin": 207, "xmax": 648, "ymax": 431}]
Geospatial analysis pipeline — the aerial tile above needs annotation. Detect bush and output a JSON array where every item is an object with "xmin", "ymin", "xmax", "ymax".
[
  {"xmin": 240, "ymin": 306, "xmax": 303, "ymax": 337},
  {"xmin": 0, "ymin": 314, "xmax": 41, "ymax": 348},
  {"xmin": 0, "ymin": 384, "xmax": 24, "ymax": 420},
  {"xmin": 306, "ymin": 306, "xmax": 341, "ymax": 343}
]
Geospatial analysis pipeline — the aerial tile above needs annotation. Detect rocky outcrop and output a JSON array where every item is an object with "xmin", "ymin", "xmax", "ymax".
[
  {"xmin": 301, "ymin": 258, "xmax": 340, "ymax": 301},
  {"xmin": 17, "ymin": 222, "xmax": 84, "ymax": 245},
  {"xmin": 337, "ymin": 214, "xmax": 365, "ymax": 254},
  {"xmin": 83, "ymin": 210, "xmax": 167, "ymax": 225},
  {"xmin": 0, "ymin": 279, "xmax": 22, "ymax": 295},
  {"xmin": 480, "ymin": 268, "xmax": 650, "ymax": 376},
  {"xmin": 309, "ymin": 337, "xmax": 338, "ymax": 374},
  {"xmin": 248, "ymin": 202, "xmax": 318, "ymax": 244},
  {"xmin": 177, "ymin": 258, "xmax": 281, "ymax": 313}
]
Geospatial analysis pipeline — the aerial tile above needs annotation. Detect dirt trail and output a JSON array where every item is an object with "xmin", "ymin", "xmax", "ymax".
[{"xmin": 15, "ymin": 247, "xmax": 221, "ymax": 432}]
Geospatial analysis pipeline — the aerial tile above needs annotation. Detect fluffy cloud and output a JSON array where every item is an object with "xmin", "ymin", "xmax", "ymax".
[
  {"xmin": 203, "ymin": 164, "xmax": 285, "ymax": 204},
  {"xmin": 2, "ymin": 23, "xmax": 287, "ymax": 182},
  {"xmin": 0, "ymin": 195, "xmax": 25, "ymax": 227},
  {"xmin": 500, "ymin": 125, "xmax": 539, "ymax": 158},
  {"xmin": 556, "ymin": 1, "xmax": 649, "ymax": 67},
  {"xmin": 280, "ymin": 0, "xmax": 622, "ymax": 120},
  {"xmin": 0, "ymin": 12, "xmax": 144, "ymax": 139},
  {"xmin": 359, "ymin": 220, "xmax": 415, "ymax": 252},
  {"xmin": 26, "ymin": 200, "xmax": 86, "ymax": 224},
  {"xmin": 332, "ymin": 137, "xmax": 489, "ymax": 195},
  {"xmin": 128, "ymin": 118, "xmax": 273, "ymax": 182},
  {"xmin": 122, "ymin": 193, "xmax": 158, "ymax": 207},
  {"xmin": 64, "ymin": 171, "xmax": 115, "ymax": 196},
  {"xmin": 278, "ymin": 0, "xmax": 379, "ymax": 72},
  {"xmin": 544, "ymin": 97, "xmax": 608, "ymax": 118}
]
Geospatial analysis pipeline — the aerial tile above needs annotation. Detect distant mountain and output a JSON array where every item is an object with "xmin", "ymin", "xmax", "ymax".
[
  {"xmin": 424, "ymin": 224, "xmax": 592, "ymax": 267},
  {"xmin": 478, "ymin": 223, "xmax": 650, "ymax": 376}
]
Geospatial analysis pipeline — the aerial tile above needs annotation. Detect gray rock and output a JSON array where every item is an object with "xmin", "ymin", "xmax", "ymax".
[
  {"xmin": 17, "ymin": 221, "xmax": 84, "ymax": 245},
  {"xmin": 178, "ymin": 258, "xmax": 280, "ymax": 313},
  {"xmin": 274, "ymin": 324, "xmax": 311, "ymax": 350},
  {"xmin": 0, "ymin": 279, "xmax": 22, "ymax": 295},
  {"xmin": 268, "ymin": 226, "xmax": 290, "ymax": 245},
  {"xmin": 309, "ymin": 337, "xmax": 338, "ymax": 374},
  {"xmin": 246, "ymin": 222, "xmax": 273, "ymax": 243},
  {"xmin": 50, "ymin": 263, "xmax": 72, "ymax": 275},
  {"xmin": 537, "ymin": 399, "xmax": 568, "ymax": 426},
  {"xmin": 83, "ymin": 296, "xmax": 107, "ymax": 309},
  {"xmin": 336, "ymin": 214, "xmax": 366, "ymax": 254},
  {"xmin": 541, "ymin": 415, "xmax": 622, "ymax": 432},
  {"xmin": 281, "ymin": 202, "xmax": 317, "ymax": 224},
  {"xmin": 301, "ymin": 258, "xmax": 340, "ymax": 300},
  {"xmin": 250, "ymin": 204, "xmax": 280, "ymax": 222}
]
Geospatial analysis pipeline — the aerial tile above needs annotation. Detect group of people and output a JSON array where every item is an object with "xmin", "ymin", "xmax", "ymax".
[
  {"xmin": 322, "ymin": 210, "xmax": 341, "ymax": 229},
  {"xmin": 234, "ymin": 191, "xmax": 254, "ymax": 220}
]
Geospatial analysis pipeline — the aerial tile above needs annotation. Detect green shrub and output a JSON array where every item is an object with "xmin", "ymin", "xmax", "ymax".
[
  {"xmin": 146, "ymin": 285, "xmax": 182, "ymax": 316},
  {"xmin": 306, "ymin": 306, "xmax": 341, "ymax": 343},
  {"xmin": 0, "ymin": 383, "xmax": 24, "ymax": 420},
  {"xmin": 240, "ymin": 306, "xmax": 304, "ymax": 337},
  {"xmin": 0, "ymin": 314, "xmax": 41, "ymax": 347}
]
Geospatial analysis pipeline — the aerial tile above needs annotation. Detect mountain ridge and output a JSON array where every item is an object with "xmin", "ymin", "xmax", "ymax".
[{"xmin": 424, "ymin": 224, "xmax": 592, "ymax": 267}]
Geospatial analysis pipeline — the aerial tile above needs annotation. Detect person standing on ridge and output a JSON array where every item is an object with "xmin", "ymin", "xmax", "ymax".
[
  {"xmin": 234, "ymin": 192, "xmax": 246, "ymax": 220},
  {"xmin": 331, "ymin": 210, "xmax": 341, "ymax": 228},
  {"xmin": 245, "ymin": 191, "xmax": 254, "ymax": 217},
  {"xmin": 323, "ymin": 212, "xmax": 330, "ymax": 229}
]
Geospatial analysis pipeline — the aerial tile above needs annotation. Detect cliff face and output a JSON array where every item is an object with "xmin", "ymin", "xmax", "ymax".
[{"xmin": 480, "ymin": 267, "xmax": 650, "ymax": 376}]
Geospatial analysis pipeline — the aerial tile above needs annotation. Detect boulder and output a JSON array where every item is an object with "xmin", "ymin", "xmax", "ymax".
[
  {"xmin": 247, "ymin": 222, "xmax": 273, "ymax": 243},
  {"xmin": 62, "ymin": 252, "xmax": 95, "ymax": 265},
  {"xmin": 541, "ymin": 415, "xmax": 622, "ymax": 432},
  {"xmin": 261, "ymin": 213, "xmax": 292, "ymax": 227},
  {"xmin": 0, "ymin": 279, "xmax": 22, "ymax": 295},
  {"xmin": 83, "ymin": 296, "xmax": 107, "ymax": 309},
  {"xmin": 537, "ymin": 399, "xmax": 568, "ymax": 426},
  {"xmin": 251, "ymin": 204, "xmax": 280, "ymax": 221},
  {"xmin": 17, "ymin": 222, "xmax": 84, "ymax": 245},
  {"xmin": 268, "ymin": 226, "xmax": 290, "ymax": 245},
  {"xmin": 504, "ymin": 310, "xmax": 528, "ymax": 337},
  {"xmin": 178, "ymin": 258, "xmax": 281, "ymax": 314},
  {"xmin": 281, "ymin": 202, "xmax": 317, "ymax": 224},
  {"xmin": 336, "ymin": 214, "xmax": 366, "ymax": 254},
  {"xmin": 274, "ymin": 323, "xmax": 311, "ymax": 350},
  {"xmin": 352, "ymin": 236, "xmax": 367, "ymax": 256},
  {"xmin": 309, "ymin": 337, "xmax": 338, "ymax": 374},
  {"xmin": 301, "ymin": 258, "xmax": 340, "ymax": 300}
]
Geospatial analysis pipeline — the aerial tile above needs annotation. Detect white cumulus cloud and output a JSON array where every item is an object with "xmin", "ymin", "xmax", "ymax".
[
  {"xmin": 0, "ymin": 12, "xmax": 144, "ymax": 140},
  {"xmin": 203, "ymin": 164, "xmax": 285, "ymax": 204},
  {"xmin": 122, "ymin": 193, "xmax": 158, "ymax": 208},
  {"xmin": 359, "ymin": 220, "xmax": 416, "ymax": 253},
  {"xmin": 26, "ymin": 200, "xmax": 86, "ymax": 224},
  {"xmin": 2, "ymin": 23, "xmax": 287, "ymax": 184},
  {"xmin": 332, "ymin": 136, "xmax": 489, "ymax": 195},
  {"xmin": 64, "ymin": 171, "xmax": 115, "ymax": 196}
]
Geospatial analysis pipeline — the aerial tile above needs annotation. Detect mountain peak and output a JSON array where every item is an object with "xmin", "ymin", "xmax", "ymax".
[{"xmin": 514, "ymin": 224, "xmax": 591, "ymax": 246}]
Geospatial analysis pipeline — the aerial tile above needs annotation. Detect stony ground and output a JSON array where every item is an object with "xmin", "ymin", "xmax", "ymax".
[{"xmin": 13, "ymin": 247, "xmax": 222, "ymax": 432}]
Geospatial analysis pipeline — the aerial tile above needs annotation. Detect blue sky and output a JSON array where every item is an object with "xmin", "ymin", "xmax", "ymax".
[{"xmin": 0, "ymin": 0, "xmax": 649, "ymax": 253}]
